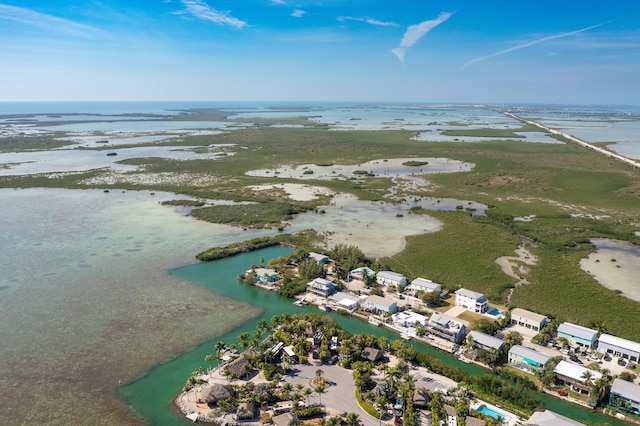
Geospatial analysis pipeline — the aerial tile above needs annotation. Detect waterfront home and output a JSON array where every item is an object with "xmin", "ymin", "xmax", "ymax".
[
  {"xmin": 597, "ymin": 333, "xmax": 640, "ymax": 362},
  {"xmin": 376, "ymin": 270, "xmax": 408, "ymax": 288},
  {"xmin": 252, "ymin": 268, "xmax": 281, "ymax": 283},
  {"xmin": 391, "ymin": 310, "xmax": 428, "ymax": 329},
  {"xmin": 609, "ymin": 377, "xmax": 640, "ymax": 415},
  {"xmin": 200, "ymin": 384, "xmax": 235, "ymax": 404},
  {"xmin": 306, "ymin": 278, "xmax": 336, "ymax": 298},
  {"xmin": 510, "ymin": 308, "xmax": 549, "ymax": 332},
  {"xmin": 413, "ymin": 373, "xmax": 452, "ymax": 394},
  {"xmin": 361, "ymin": 347, "xmax": 384, "ymax": 363},
  {"xmin": 508, "ymin": 345, "xmax": 551, "ymax": 374},
  {"xmin": 427, "ymin": 313, "xmax": 466, "ymax": 344},
  {"xmin": 224, "ymin": 354, "xmax": 253, "ymax": 378},
  {"xmin": 283, "ymin": 345, "xmax": 296, "ymax": 364},
  {"xmin": 407, "ymin": 277, "xmax": 442, "ymax": 295},
  {"xmin": 364, "ymin": 295, "xmax": 398, "ymax": 314},
  {"xmin": 308, "ymin": 252, "xmax": 330, "ymax": 264},
  {"xmin": 467, "ymin": 330, "xmax": 505, "ymax": 352},
  {"xmin": 526, "ymin": 409, "xmax": 585, "ymax": 425},
  {"xmin": 454, "ymin": 288, "xmax": 488, "ymax": 314},
  {"xmin": 557, "ymin": 322, "xmax": 598, "ymax": 349},
  {"xmin": 553, "ymin": 360, "xmax": 602, "ymax": 394},
  {"xmin": 329, "ymin": 291, "xmax": 365, "ymax": 311}
]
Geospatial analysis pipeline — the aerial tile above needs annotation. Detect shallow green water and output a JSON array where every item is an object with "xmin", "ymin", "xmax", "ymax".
[{"xmin": 121, "ymin": 246, "xmax": 625, "ymax": 426}]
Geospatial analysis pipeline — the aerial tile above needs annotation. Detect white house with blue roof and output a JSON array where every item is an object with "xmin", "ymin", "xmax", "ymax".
[
  {"xmin": 306, "ymin": 278, "xmax": 336, "ymax": 297},
  {"xmin": 557, "ymin": 322, "xmax": 598, "ymax": 349}
]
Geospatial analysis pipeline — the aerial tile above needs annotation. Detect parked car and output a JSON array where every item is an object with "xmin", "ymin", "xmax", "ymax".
[
  {"xmin": 570, "ymin": 355, "xmax": 583, "ymax": 364},
  {"xmin": 618, "ymin": 358, "xmax": 627, "ymax": 366},
  {"xmin": 394, "ymin": 397, "xmax": 403, "ymax": 411}
]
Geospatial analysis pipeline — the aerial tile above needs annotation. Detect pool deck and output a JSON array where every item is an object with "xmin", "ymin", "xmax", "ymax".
[{"xmin": 471, "ymin": 400, "xmax": 520, "ymax": 425}]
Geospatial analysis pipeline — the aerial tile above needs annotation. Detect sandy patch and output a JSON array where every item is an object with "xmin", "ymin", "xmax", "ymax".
[
  {"xmin": 580, "ymin": 238, "xmax": 640, "ymax": 301},
  {"xmin": 246, "ymin": 183, "xmax": 335, "ymax": 201},
  {"xmin": 495, "ymin": 245, "xmax": 537, "ymax": 285}
]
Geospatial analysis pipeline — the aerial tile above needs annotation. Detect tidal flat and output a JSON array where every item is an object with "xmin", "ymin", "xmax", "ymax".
[{"xmin": 2, "ymin": 103, "xmax": 640, "ymax": 424}]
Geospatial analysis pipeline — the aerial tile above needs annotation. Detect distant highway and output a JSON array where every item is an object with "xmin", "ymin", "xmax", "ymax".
[{"xmin": 504, "ymin": 111, "xmax": 640, "ymax": 169}]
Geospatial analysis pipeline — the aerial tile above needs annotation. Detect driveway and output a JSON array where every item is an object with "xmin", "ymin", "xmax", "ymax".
[{"xmin": 281, "ymin": 362, "xmax": 381, "ymax": 426}]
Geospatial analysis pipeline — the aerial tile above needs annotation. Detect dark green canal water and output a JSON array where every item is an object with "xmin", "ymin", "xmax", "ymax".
[{"xmin": 119, "ymin": 246, "xmax": 624, "ymax": 425}]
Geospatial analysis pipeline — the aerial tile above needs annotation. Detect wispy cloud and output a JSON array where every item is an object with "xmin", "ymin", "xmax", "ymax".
[
  {"xmin": 270, "ymin": 0, "xmax": 287, "ymax": 4},
  {"xmin": 291, "ymin": 9, "xmax": 306, "ymax": 18},
  {"xmin": 462, "ymin": 21, "xmax": 613, "ymax": 70},
  {"xmin": 175, "ymin": 0, "xmax": 246, "ymax": 29},
  {"xmin": 0, "ymin": 3, "xmax": 106, "ymax": 37},
  {"xmin": 337, "ymin": 16, "xmax": 399, "ymax": 27},
  {"xmin": 391, "ymin": 12, "xmax": 453, "ymax": 64}
]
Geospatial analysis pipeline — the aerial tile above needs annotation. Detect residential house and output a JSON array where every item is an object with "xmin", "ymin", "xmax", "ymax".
[
  {"xmin": 252, "ymin": 268, "xmax": 281, "ymax": 283},
  {"xmin": 468, "ymin": 330, "xmax": 505, "ymax": 352},
  {"xmin": 465, "ymin": 417, "xmax": 486, "ymax": 426},
  {"xmin": 557, "ymin": 322, "xmax": 598, "ymax": 349},
  {"xmin": 609, "ymin": 378, "xmax": 640, "ymax": 415},
  {"xmin": 510, "ymin": 308, "xmax": 549, "ymax": 332},
  {"xmin": 455, "ymin": 288, "xmax": 489, "ymax": 314},
  {"xmin": 443, "ymin": 404, "xmax": 457, "ymax": 426},
  {"xmin": 306, "ymin": 278, "xmax": 336, "ymax": 298},
  {"xmin": 364, "ymin": 295, "xmax": 398, "ymax": 314},
  {"xmin": 308, "ymin": 252, "xmax": 330, "ymax": 264},
  {"xmin": 329, "ymin": 291, "xmax": 365, "ymax": 311},
  {"xmin": 361, "ymin": 347, "xmax": 385, "ymax": 363},
  {"xmin": 376, "ymin": 270, "xmax": 408, "ymax": 288},
  {"xmin": 237, "ymin": 402, "xmax": 257, "ymax": 420},
  {"xmin": 526, "ymin": 409, "xmax": 585, "ymax": 426},
  {"xmin": 428, "ymin": 313, "xmax": 466, "ymax": 344},
  {"xmin": 224, "ymin": 354, "xmax": 253, "ymax": 379},
  {"xmin": 508, "ymin": 345, "xmax": 551, "ymax": 374},
  {"xmin": 391, "ymin": 310, "xmax": 428, "ymax": 329},
  {"xmin": 272, "ymin": 412, "xmax": 299, "ymax": 426},
  {"xmin": 408, "ymin": 277, "xmax": 442, "ymax": 295},
  {"xmin": 553, "ymin": 360, "xmax": 602, "ymax": 394},
  {"xmin": 597, "ymin": 333, "xmax": 640, "ymax": 362},
  {"xmin": 349, "ymin": 267, "xmax": 376, "ymax": 280}
]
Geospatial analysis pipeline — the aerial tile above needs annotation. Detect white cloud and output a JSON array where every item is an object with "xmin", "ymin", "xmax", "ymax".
[
  {"xmin": 337, "ymin": 16, "xmax": 399, "ymax": 27},
  {"xmin": 291, "ymin": 9, "xmax": 306, "ymax": 18},
  {"xmin": 461, "ymin": 21, "xmax": 613, "ymax": 70},
  {"xmin": 271, "ymin": 0, "xmax": 287, "ymax": 4},
  {"xmin": 391, "ymin": 12, "xmax": 453, "ymax": 64},
  {"xmin": 0, "ymin": 3, "xmax": 106, "ymax": 37},
  {"xmin": 176, "ymin": 0, "xmax": 246, "ymax": 29}
]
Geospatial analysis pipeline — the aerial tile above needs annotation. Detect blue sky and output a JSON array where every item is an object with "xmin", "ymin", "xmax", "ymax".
[{"xmin": 1, "ymin": 0, "xmax": 639, "ymax": 104}]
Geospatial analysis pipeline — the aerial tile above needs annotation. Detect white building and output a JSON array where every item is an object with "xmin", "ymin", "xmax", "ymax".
[
  {"xmin": 407, "ymin": 277, "xmax": 441, "ymax": 294},
  {"xmin": 391, "ymin": 310, "xmax": 428, "ymax": 329},
  {"xmin": 526, "ymin": 409, "xmax": 585, "ymax": 426},
  {"xmin": 510, "ymin": 308, "xmax": 549, "ymax": 332},
  {"xmin": 597, "ymin": 333, "xmax": 640, "ymax": 362},
  {"xmin": 455, "ymin": 288, "xmax": 488, "ymax": 314},
  {"xmin": 428, "ymin": 313, "xmax": 466, "ymax": 343},
  {"xmin": 553, "ymin": 360, "xmax": 602, "ymax": 394},
  {"xmin": 376, "ymin": 271, "xmax": 407, "ymax": 288},
  {"xmin": 468, "ymin": 330, "xmax": 505, "ymax": 351}
]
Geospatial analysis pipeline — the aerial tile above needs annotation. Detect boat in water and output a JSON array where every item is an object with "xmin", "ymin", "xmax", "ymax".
[{"xmin": 368, "ymin": 317, "xmax": 382, "ymax": 327}]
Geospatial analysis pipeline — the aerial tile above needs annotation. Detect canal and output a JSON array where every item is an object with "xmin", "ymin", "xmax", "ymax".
[{"xmin": 119, "ymin": 246, "xmax": 625, "ymax": 425}]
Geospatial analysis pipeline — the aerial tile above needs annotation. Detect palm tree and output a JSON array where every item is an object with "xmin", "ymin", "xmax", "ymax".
[
  {"xmin": 314, "ymin": 382, "xmax": 327, "ymax": 406},
  {"xmin": 345, "ymin": 412, "xmax": 361, "ymax": 426},
  {"xmin": 304, "ymin": 387, "xmax": 313, "ymax": 406},
  {"xmin": 237, "ymin": 331, "xmax": 250, "ymax": 350},
  {"xmin": 214, "ymin": 341, "xmax": 226, "ymax": 371}
]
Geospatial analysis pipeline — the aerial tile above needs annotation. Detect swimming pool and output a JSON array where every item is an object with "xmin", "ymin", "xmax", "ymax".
[{"xmin": 476, "ymin": 405, "xmax": 510, "ymax": 421}]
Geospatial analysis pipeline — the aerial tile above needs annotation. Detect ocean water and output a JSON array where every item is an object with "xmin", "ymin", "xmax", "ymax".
[{"xmin": 1, "ymin": 102, "xmax": 639, "ymax": 425}]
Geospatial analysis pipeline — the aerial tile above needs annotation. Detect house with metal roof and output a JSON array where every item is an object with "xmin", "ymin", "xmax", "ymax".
[
  {"xmin": 508, "ymin": 345, "xmax": 551, "ymax": 374},
  {"xmin": 251, "ymin": 268, "xmax": 281, "ymax": 283},
  {"xmin": 526, "ymin": 409, "xmax": 585, "ymax": 426},
  {"xmin": 609, "ymin": 378, "xmax": 640, "ymax": 415},
  {"xmin": 407, "ymin": 277, "xmax": 441, "ymax": 294},
  {"xmin": 349, "ymin": 267, "xmax": 376, "ymax": 279},
  {"xmin": 557, "ymin": 322, "xmax": 598, "ymax": 349},
  {"xmin": 510, "ymin": 308, "xmax": 549, "ymax": 332},
  {"xmin": 428, "ymin": 313, "xmax": 466, "ymax": 343},
  {"xmin": 306, "ymin": 277, "xmax": 336, "ymax": 298},
  {"xmin": 308, "ymin": 252, "xmax": 331, "ymax": 264},
  {"xmin": 364, "ymin": 294, "xmax": 397, "ymax": 314},
  {"xmin": 376, "ymin": 271, "xmax": 408, "ymax": 288},
  {"xmin": 597, "ymin": 333, "xmax": 640, "ymax": 363},
  {"xmin": 553, "ymin": 360, "xmax": 602, "ymax": 394},
  {"xmin": 468, "ymin": 330, "xmax": 505, "ymax": 352},
  {"xmin": 455, "ymin": 288, "xmax": 488, "ymax": 314}
]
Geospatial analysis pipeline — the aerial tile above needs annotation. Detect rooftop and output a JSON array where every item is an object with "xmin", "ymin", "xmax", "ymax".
[
  {"xmin": 455, "ymin": 288, "xmax": 486, "ymax": 301},
  {"xmin": 511, "ymin": 308, "xmax": 548, "ymax": 324},
  {"xmin": 526, "ymin": 409, "xmax": 585, "ymax": 426},
  {"xmin": 610, "ymin": 377, "xmax": 640, "ymax": 402},
  {"xmin": 377, "ymin": 270, "xmax": 406, "ymax": 280},
  {"xmin": 509, "ymin": 345, "xmax": 551, "ymax": 365},
  {"xmin": 598, "ymin": 333, "xmax": 640, "ymax": 354},
  {"xmin": 468, "ymin": 330, "xmax": 505, "ymax": 350},
  {"xmin": 557, "ymin": 322, "xmax": 598, "ymax": 341},
  {"xmin": 429, "ymin": 313, "xmax": 464, "ymax": 332},
  {"xmin": 553, "ymin": 360, "xmax": 602, "ymax": 383}
]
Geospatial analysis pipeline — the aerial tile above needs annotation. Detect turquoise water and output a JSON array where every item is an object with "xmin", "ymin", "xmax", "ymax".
[
  {"xmin": 121, "ymin": 246, "xmax": 626, "ymax": 426},
  {"xmin": 476, "ymin": 405, "xmax": 509, "ymax": 421}
]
